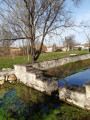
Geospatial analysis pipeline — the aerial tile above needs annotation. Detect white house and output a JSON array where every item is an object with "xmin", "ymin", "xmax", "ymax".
[
  {"xmin": 74, "ymin": 44, "xmax": 90, "ymax": 50},
  {"xmin": 83, "ymin": 44, "xmax": 90, "ymax": 50},
  {"xmin": 46, "ymin": 46, "xmax": 53, "ymax": 52},
  {"xmin": 74, "ymin": 45, "xmax": 85, "ymax": 50}
]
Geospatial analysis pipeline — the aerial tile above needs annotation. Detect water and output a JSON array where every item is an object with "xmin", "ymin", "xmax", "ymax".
[
  {"xmin": 59, "ymin": 69, "xmax": 90, "ymax": 87},
  {"xmin": 0, "ymin": 83, "xmax": 61, "ymax": 119},
  {"xmin": 0, "ymin": 69, "xmax": 90, "ymax": 119},
  {"xmin": 0, "ymin": 89, "xmax": 31, "ymax": 119}
]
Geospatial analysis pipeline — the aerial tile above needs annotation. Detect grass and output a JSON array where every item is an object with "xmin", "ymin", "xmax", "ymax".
[
  {"xmin": 44, "ymin": 58, "xmax": 90, "ymax": 79},
  {"xmin": 38, "ymin": 50, "xmax": 89, "ymax": 61},
  {"xmin": 0, "ymin": 50, "xmax": 89, "ymax": 69}
]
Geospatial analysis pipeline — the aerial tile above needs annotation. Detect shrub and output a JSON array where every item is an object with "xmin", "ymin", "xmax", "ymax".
[
  {"xmin": 78, "ymin": 47, "xmax": 81, "ymax": 51},
  {"xmin": 55, "ymin": 49, "xmax": 62, "ymax": 52}
]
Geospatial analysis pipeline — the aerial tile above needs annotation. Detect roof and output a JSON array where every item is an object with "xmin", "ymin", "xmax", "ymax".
[
  {"xmin": 83, "ymin": 44, "xmax": 90, "ymax": 47},
  {"xmin": 9, "ymin": 47, "xmax": 20, "ymax": 49}
]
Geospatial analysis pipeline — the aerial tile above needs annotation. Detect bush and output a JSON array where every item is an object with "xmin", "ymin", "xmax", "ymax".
[
  {"xmin": 78, "ymin": 47, "xmax": 81, "ymax": 51},
  {"xmin": 55, "ymin": 49, "xmax": 62, "ymax": 52}
]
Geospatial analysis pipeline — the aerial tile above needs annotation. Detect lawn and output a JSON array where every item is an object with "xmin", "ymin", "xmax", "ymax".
[{"xmin": 0, "ymin": 50, "xmax": 89, "ymax": 69}]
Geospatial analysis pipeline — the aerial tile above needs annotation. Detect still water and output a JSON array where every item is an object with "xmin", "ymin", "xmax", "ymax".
[
  {"xmin": 0, "ymin": 83, "xmax": 61, "ymax": 119},
  {"xmin": 0, "ymin": 69, "xmax": 90, "ymax": 119},
  {"xmin": 59, "ymin": 69, "xmax": 90, "ymax": 87}
]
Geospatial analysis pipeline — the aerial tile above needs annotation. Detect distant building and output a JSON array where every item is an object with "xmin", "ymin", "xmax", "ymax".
[
  {"xmin": 74, "ymin": 44, "xmax": 90, "ymax": 50},
  {"xmin": 0, "ymin": 47, "xmax": 21, "ymax": 56},
  {"xmin": 10, "ymin": 47, "xmax": 20, "ymax": 53},
  {"xmin": 46, "ymin": 46, "xmax": 53, "ymax": 52},
  {"xmin": 74, "ymin": 45, "xmax": 85, "ymax": 50},
  {"xmin": 83, "ymin": 44, "xmax": 90, "ymax": 50},
  {"xmin": 9, "ymin": 47, "xmax": 21, "ymax": 56},
  {"xmin": 46, "ymin": 46, "xmax": 71, "ymax": 52},
  {"xmin": 55, "ymin": 46, "xmax": 70, "ymax": 51},
  {"xmin": 45, "ymin": 43, "xmax": 90, "ymax": 53}
]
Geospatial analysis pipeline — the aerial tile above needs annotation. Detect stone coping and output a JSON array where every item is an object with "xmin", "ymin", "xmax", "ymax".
[
  {"xmin": 84, "ymin": 81, "xmax": 90, "ymax": 88},
  {"xmin": 14, "ymin": 53, "xmax": 90, "ymax": 67},
  {"xmin": 33, "ymin": 53, "xmax": 90, "ymax": 63},
  {"xmin": 0, "ymin": 70, "xmax": 15, "ymax": 76},
  {"xmin": 59, "ymin": 84, "xmax": 86, "ymax": 93},
  {"xmin": 14, "ymin": 63, "xmax": 32, "ymax": 67}
]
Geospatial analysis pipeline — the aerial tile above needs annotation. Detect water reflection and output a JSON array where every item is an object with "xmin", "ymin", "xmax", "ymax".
[
  {"xmin": 59, "ymin": 69, "xmax": 90, "ymax": 87},
  {"xmin": 0, "ymin": 83, "xmax": 60, "ymax": 119},
  {"xmin": 1, "ymin": 69, "xmax": 90, "ymax": 119},
  {"xmin": 0, "ymin": 89, "xmax": 31, "ymax": 119}
]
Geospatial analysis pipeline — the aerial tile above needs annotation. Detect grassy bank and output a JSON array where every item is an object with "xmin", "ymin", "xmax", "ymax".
[
  {"xmin": 44, "ymin": 59, "xmax": 90, "ymax": 79},
  {"xmin": 0, "ymin": 50, "xmax": 89, "ymax": 69}
]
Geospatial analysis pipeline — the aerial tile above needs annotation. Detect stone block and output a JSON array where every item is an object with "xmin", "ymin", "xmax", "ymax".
[
  {"xmin": 59, "ymin": 85, "xmax": 89, "ymax": 109},
  {"xmin": 0, "ymin": 79, "xmax": 5, "ymax": 85},
  {"xmin": 84, "ymin": 98, "xmax": 90, "ymax": 110},
  {"xmin": 84, "ymin": 81, "xmax": 90, "ymax": 98},
  {"xmin": 8, "ymin": 74, "xmax": 17, "ymax": 83},
  {"xmin": 0, "ymin": 76, "xmax": 5, "ymax": 81}
]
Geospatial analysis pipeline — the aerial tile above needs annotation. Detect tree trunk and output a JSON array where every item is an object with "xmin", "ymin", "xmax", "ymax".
[
  {"xmin": 31, "ymin": 39, "xmax": 35, "ymax": 63},
  {"xmin": 26, "ymin": 39, "xmax": 30, "ymax": 62}
]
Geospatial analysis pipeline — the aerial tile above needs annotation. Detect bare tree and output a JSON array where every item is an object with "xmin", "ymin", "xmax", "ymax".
[
  {"xmin": 52, "ymin": 43, "xmax": 57, "ymax": 51},
  {"xmin": 0, "ymin": 0, "xmax": 81, "ymax": 62},
  {"xmin": 63, "ymin": 35, "xmax": 76, "ymax": 51},
  {"xmin": 0, "ymin": 24, "xmax": 16, "ymax": 56},
  {"xmin": 82, "ymin": 28, "xmax": 90, "ymax": 46}
]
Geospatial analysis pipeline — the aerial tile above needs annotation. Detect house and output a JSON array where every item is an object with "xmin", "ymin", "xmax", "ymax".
[
  {"xmin": 9, "ymin": 47, "xmax": 21, "ymax": 55},
  {"xmin": 46, "ymin": 46, "xmax": 70, "ymax": 52},
  {"xmin": 55, "ymin": 46, "xmax": 70, "ymax": 52},
  {"xmin": 83, "ymin": 44, "xmax": 90, "ymax": 50},
  {"xmin": 0, "ymin": 47, "xmax": 21, "ymax": 56},
  {"xmin": 10, "ymin": 47, "xmax": 20, "ymax": 53},
  {"xmin": 73, "ymin": 45, "xmax": 85, "ymax": 50},
  {"xmin": 74, "ymin": 44, "xmax": 90, "ymax": 50},
  {"xmin": 46, "ymin": 46, "xmax": 53, "ymax": 52}
]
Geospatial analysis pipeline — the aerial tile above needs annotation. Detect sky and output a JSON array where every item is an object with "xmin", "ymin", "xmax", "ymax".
[
  {"xmin": 65, "ymin": 0, "xmax": 90, "ymax": 44},
  {"xmin": 74, "ymin": 0, "xmax": 90, "ymax": 22},
  {"xmin": 0, "ymin": 0, "xmax": 90, "ymax": 47},
  {"xmin": 46, "ymin": 0, "xmax": 90, "ymax": 46},
  {"xmin": 72, "ymin": 0, "xmax": 90, "ymax": 44}
]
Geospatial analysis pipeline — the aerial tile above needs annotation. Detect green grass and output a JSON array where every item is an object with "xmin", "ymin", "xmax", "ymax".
[
  {"xmin": 38, "ymin": 50, "xmax": 89, "ymax": 61},
  {"xmin": 45, "ymin": 58, "xmax": 90, "ymax": 79},
  {"xmin": 0, "ymin": 50, "xmax": 89, "ymax": 69},
  {"xmin": 39, "ymin": 105, "xmax": 90, "ymax": 120}
]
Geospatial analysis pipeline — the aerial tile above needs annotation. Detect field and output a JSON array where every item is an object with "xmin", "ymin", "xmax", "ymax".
[{"xmin": 0, "ymin": 50, "xmax": 89, "ymax": 69}]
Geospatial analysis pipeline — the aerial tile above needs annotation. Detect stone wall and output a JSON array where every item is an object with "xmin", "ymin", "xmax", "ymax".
[
  {"xmin": 59, "ymin": 81, "xmax": 90, "ymax": 110},
  {"xmin": 14, "ymin": 54, "xmax": 90, "ymax": 94},
  {"xmin": 14, "ymin": 54, "xmax": 90, "ymax": 109},
  {"xmin": 14, "ymin": 64, "xmax": 58, "ymax": 94},
  {"xmin": 32, "ymin": 54, "xmax": 90, "ymax": 70},
  {"xmin": 0, "ymin": 69, "xmax": 17, "ymax": 84}
]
